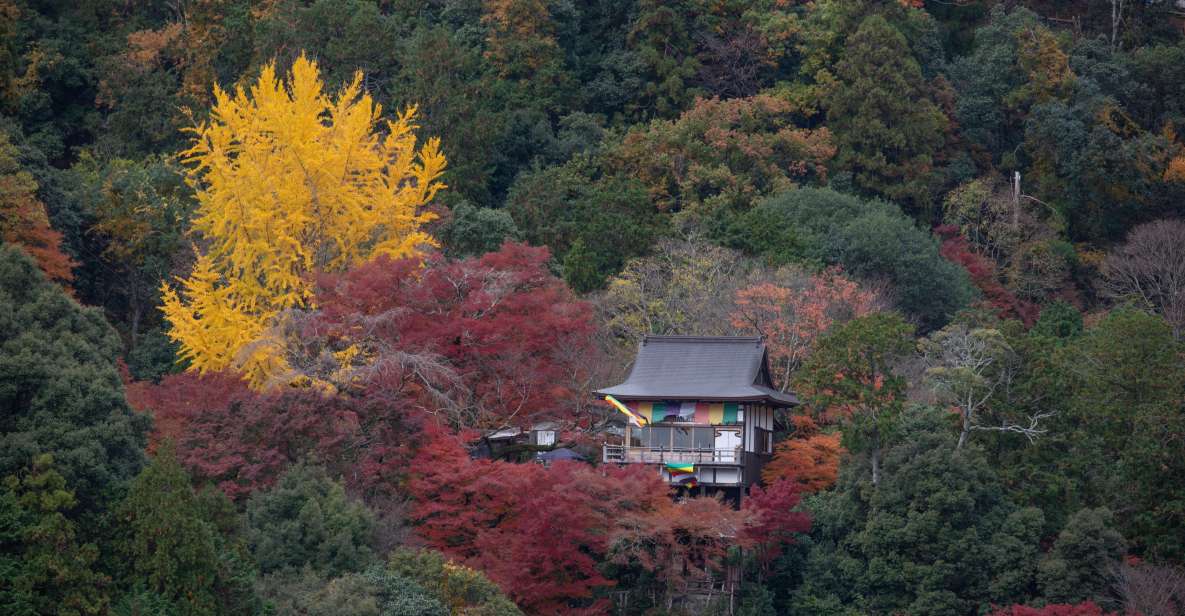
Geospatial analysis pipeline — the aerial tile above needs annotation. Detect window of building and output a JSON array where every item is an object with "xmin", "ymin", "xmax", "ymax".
[{"xmin": 649, "ymin": 427, "xmax": 672, "ymax": 450}]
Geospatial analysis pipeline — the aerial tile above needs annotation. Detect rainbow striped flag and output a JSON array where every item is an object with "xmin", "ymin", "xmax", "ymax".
[{"xmin": 666, "ymin": 462, "xmax": 698, "ymax": 488}]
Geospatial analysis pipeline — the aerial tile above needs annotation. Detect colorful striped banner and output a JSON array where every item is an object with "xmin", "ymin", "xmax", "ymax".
[{"xmin": 626, "ymin": 401, "xmax": 744, "ymax": 424}]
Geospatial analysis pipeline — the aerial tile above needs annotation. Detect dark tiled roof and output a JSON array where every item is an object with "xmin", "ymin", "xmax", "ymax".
[{"xmin": 595, "ymin": 336, "xmax": 798, "ymax": 407}]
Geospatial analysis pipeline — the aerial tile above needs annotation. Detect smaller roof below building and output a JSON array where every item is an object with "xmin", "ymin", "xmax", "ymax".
[
  {"xmin": 536, "ymin": 448, "xmax": 586, "ymax": 462},
  {"xmin": 595, "ymin": 335, "xmax": 798, "ymax": 407}
]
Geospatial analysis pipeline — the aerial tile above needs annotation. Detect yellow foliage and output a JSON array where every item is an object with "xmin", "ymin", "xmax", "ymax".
[{"xmin": 161, "ymin": 54, "xmax": 446, "ymax": 388}]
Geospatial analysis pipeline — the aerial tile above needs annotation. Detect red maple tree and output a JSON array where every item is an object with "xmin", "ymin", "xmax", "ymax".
[
  {"xmin": 310, "ymin": 243, "xmax": 597, "ymax": 428},
  {"xmin": 407, "ymin": 427, "xmax": 675, "ymax": 614},
  {"xmin": 743, "ymin": 478, "xmax": 812, "ymax": 562},
  {"xmin": 937, "ymin": 225, "xmax": 1039, "ymax": 326}
]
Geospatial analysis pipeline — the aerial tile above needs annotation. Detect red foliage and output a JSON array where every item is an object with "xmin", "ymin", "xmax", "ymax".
[
  {"xmin": 5, "ymin": 219, "xmax": 75, "ymax": 284},
  {"xmin": 989, "ymin": 602, "xmax": 1123, "ymax": 616},
  {"xmin": 177, "ymin": 388, "xmax": 362, "ymax": 500},
  {"xmin": 742, "ymin": 478, "xmax": 812, "ymax": 561},
  {"xmin": 471, "ymin": 463, "xmax": 671, "ymax": 615},
  {"xmin": 125, "ymin": 371, "xmax": 253, "ymax": 451},
  {"xmin": 407, "ymin": 428, "xmax": 673, "ymax": 614},
  {"xmin": 406, "ymin": 427, "xmax": 529, "ymax": 557},
  {"xmin": 937, "ymin": 225, "xmax": 1039, "ymax": 326},
  {"xmin": 609, "ymin": 493, "xmax": 752, "ymax": 594},
  {"xmin": 127, "ymin": 371, "xmax": 366, "ymax": 500},
  {"xmin": 124, "ymin": 245, "xmax": 596, "ymax": 501},
  {"xmin": 312, "ymin": 243, "xmax": 597, "ymax": 428}
]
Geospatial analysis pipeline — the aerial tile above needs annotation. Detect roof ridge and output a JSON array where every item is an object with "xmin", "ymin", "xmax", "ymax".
[{"xmin": 642, "ymin": 335, "xmax": 763, "ymax": 344}]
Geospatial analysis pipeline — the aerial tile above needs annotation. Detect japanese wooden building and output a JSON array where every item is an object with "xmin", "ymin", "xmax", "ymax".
[{"xmin": 597, "ymin": 335, "xmax": 797, "ymax": 505}]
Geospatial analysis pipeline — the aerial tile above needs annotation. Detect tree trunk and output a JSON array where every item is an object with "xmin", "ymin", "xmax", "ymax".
[
  {"xmin": 957, "ymin": 411, "xmax": 970, "ymax": 450},
  {"xmin": 1111, "ymin": 0, "xmax": 1124, "ymax": 49},
  {"xmin": 870, "ymin": 446, "xmax": 881, "ymax": 487}
]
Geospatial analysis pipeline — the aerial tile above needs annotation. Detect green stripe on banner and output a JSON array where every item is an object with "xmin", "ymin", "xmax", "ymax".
[
  {"xmin": 723, "ymin": 402, "xmax": 738, "ymax": 423},
  {"xmin": 652, "ymin": 401, "xmax": 667, "ymax": 421}
]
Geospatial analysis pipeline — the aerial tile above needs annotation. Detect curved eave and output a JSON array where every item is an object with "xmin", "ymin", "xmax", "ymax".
[{"xmin": 594, "ymin": 390, "xmax": 798, "ymax": 408}]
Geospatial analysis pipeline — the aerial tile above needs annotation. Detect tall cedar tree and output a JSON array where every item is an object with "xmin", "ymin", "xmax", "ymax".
[
  {"xmin": 0, "ymin": 455, "xmax": 108, "ymax": 615},
  {"xmin": 116, "ymin": 444, "xmax": 258, "ymax": 616},
  {"xmin": 825, "ymin": 15, "xmax": 948, "ymax": 216},
  {"xmin": 161, "ymin": 54, "xmax": 446, "ymax": 388}
]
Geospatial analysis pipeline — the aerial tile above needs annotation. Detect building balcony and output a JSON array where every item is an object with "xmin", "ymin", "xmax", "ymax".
[{"xmin": 602, "ymin": 444, "xmax": 743, "ymax": 465}]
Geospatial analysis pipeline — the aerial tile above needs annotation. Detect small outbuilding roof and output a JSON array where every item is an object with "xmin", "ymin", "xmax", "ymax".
[{"xmin": 595, "ymin": 335, "xmax": 798, "ymax": 407}]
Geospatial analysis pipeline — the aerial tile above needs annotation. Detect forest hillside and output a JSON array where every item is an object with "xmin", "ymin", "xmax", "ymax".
[{"xmin": 2, "ymin": 1, "xmax": 1185, "ymax": 615}]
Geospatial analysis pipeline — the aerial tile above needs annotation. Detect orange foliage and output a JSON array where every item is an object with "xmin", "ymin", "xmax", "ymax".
[
  {"xmin": 0, "ymin": 131, "xmax": 74, "ymax": 284},
  {"xmin": 1166, "ymin": 155, "xmax": 1185, "ymax": 182},
  {"xmin": 731, "ymin": 267, "xmax": 879, "ymax": 389},
  {"xmin": 761, "ymin": 414, "xmax": 844, "ymax": 492},
  {"xmin": 124, "ymin": 23, "xmax": 182, "ymax": 69}
]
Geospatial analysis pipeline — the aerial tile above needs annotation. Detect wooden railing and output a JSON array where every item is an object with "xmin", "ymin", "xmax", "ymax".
[{"xmin": 602, "ymin": 445, "xmax": 743, "ymax": 465}]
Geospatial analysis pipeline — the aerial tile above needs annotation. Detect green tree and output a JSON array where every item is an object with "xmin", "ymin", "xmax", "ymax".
[
  {"xmin": 791, "ymin": 408, "xmax": 1046, "ymax": 615},
  {"xmin": 441, "ymin": 202, "xmax": 522, "ymax": 257},
  {"xmin": 387, "ymin": 548, "xmax": 523, "ymax": 616},
  {"xmin": 0, "ymin": 454, "xmax": 108, "ymax": 616},
  {"xmin": 257, "ymin": 567, "xmax": 449, "ymax": 616},
  {"xmin": 116, "ymin": 445, "xmax": 258, "ymax": 616},
  {"xmin": 624, "ymin": 0, "xmax": 702, "ymax": 119},
  {"xmin": 737, "ymin": 188, "xmax": 974, "ymax": 331},
  {"xmin": 505, "ymin": 157, "xmax": 661, "ymax": 291},
  {"xmin": 1037, "ymin": 508, "xmax": 1126, "ymax": 608},
  {"xmin": 825, "ymin": 15, "xmax": 948, "ymax": 215},
  {"xmin": 1059, "ymin": 309, "xmax": 1185, "ymax": 561},
  {"xmin": 245, "ymin": 463, "xmax": 377, "ymax": 577},
  {"xmin": 795, "ymin": 313, "xmax": 914, "ymax": 486},
  {"xmin": 946, "ymin": 6, "xmax": 1067, "ymax": 170},
  {"xmin": 1029, "ymin": 301, "xmax": 1083, "ymax": 341},
  {"xmin": 70, "ymin": 154, "xmax": 193, "ymax": 379},
  {"xmin": 0, "ymin": 245, "xmax": 148, "ymax": 514},
  {"xmin": 606, "ymin": 94, "xmax": 834, "ymax": 231}
]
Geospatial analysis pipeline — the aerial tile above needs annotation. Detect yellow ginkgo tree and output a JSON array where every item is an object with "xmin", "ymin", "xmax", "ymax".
[{"xmin": 161, "ymin": 54, "xmax": 447, "ymax": 388}]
